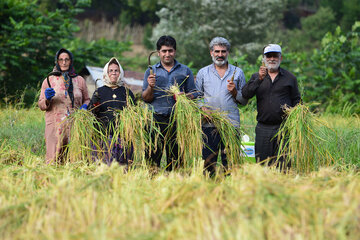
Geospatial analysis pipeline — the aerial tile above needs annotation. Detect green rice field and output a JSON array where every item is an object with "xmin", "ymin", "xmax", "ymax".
[{"xmin": 0, "ymin": 105, "xmax": 359, "ymax": 239}]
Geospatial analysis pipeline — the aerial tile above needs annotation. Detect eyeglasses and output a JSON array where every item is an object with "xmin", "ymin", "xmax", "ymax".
[
  {"xmin": 108, "ymin": 69, "xmax": 120, "ymax": 74},
  {"xmin": 265, "ymin": 53, "xmax": 280, "ymax": 58},
  {"xmin": 58, "ymin": 58, "xmax": 70, "ymax": 63}
]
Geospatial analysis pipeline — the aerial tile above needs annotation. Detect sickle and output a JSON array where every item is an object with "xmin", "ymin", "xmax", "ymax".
[
  {"xmin": 46, "ymin": 71, "xmax": 61, "ymax": 88},
  {"xmin": 95, "ymin": 78, "xmax": 101, "ymax": 90},
  {"xmin": 230, "ymin": 62, "xmax": 238, "ymax": 83},
  {"xmin": 148, "ymin": 51, "xmax": 157, "ymax": 75}
]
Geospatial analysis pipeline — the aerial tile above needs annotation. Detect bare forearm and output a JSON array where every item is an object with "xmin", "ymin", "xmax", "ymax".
[{"xmin": 142, "ymin": 86, "xmax": 154, "ymax": 102}]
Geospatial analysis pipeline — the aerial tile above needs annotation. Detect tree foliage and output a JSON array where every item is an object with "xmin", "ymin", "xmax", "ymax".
[
  {"xmin": 0, "ymin": 0, "xmax": 131, "ymax": 102},
  {"xmin": 230, "ymin": 22, "xmax": 360, "ymax": 114},
  {"xmin": 321, "ymin": 0, "xmax": 360, "ymax": 31},
  {"xmin": 152, "ymin": 0, "xmax": 282, "ymax": 68},
  {"xmin": 304, "ymin": 22, "xmax": 360, "ymax": 113},
  {"xmin": 283, "ymin": 22, "xmax": 360, "ymax": 113},
  {"xmin": 0, "ymin": 0, "xmax": 83, "ymax": 97},
  {"xmin": 285, "ymin": 7, "xmax": 336, "ymax": 51}
]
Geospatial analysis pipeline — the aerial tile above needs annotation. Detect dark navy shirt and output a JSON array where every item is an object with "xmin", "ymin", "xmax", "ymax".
[
  {"xmin": 242, "ymin": 67, "xmax": 301, "ymax": 125},
  {"xmin": 142, "ymin": 60, "xmax": 197, "ymax": 116},
  {"xmin": 89, "ymin": 86, "xmax": 135, "ymax": 131}
]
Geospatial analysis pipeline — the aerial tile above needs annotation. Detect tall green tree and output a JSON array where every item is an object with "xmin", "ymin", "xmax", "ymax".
[
  {"xmin": 284, "ymin": 7, "xmax": 336, "ymax": 51},
  {"xmin": 306, "ymin": 22, "xmax": 360, "ymax": 113},
  {"xmin": 151, "ymin": 0, "xmax": 282, "ymax": 68},
  {"xmin": 285, "ymin": 22, "xmax": 360, "ymax": 113},
  {"xmin": 0, "ymin": 0, "xmax": 131, "ymax": 102},
  {"xmin": 0, "ymin": 0, "xmax": 87, "ymax": 97},
  {"xmin": 321, "ymin": 0, "xmax": 360, "ymax": 31}
]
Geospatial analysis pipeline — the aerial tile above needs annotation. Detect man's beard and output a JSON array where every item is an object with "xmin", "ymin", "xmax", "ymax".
[
  {"xmin": 264, "ymin": 58, "xmax": 281, "ymax": 72},
  {"xmin": 212, "ymin": 55, "xmax": 228, "ymax": 66}
]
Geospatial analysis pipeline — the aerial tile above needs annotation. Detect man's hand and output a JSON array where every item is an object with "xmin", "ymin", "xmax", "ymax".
[
  {"xmin": 201, "ymin": 106, "xmax": 212, "ymax": 122},
  {"xmin": 173, "ymin": 92, "xmax": 183, "ymax": 101},
  {"xmin": 173, "ymin": 92, "xmax": 195, "ymax": 101},
  {"xmin": 258, "ymin": 66, "xmax": 267, "ymax": 80},
  {"xmin": 142, "ymin": 74, "xmax": 156, "ymax": 102},
  {"xmin": 227, "ymin": 80, "xmax": 237, "ymax": 98},
  {"xmin": 147, "ymin": 74, "xmax": 156, "ymax": 89}
]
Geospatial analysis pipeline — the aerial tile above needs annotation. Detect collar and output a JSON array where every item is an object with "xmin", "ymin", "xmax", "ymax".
[
  {"xmin": 155, "ymin": 59, "xmax": 180, "ymax": 71},
  {"xmin": 278, "ymin": 67, "xmax": 285, "ymax": 75},
  {"xmin": 210, "ymin": 62, "xmax": 232, "ymax": 78},
  {"xmin": 266, "ymin": 67, "xmax": 284, "ymax": 76}
]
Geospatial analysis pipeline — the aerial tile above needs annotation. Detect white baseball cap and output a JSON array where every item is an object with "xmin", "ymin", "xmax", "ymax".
[{"xmin": 263, "ymin": 44, "xmax": 282, "ymax": 54}]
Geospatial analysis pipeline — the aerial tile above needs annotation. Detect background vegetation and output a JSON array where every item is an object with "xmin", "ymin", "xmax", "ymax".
[
  {"xmin": 1, "ymin": 0, "xmax": 359, "ymax": 113},
  {"xmin": 1, "ymin": 1, "xmax": 360, "ymax": 238}
]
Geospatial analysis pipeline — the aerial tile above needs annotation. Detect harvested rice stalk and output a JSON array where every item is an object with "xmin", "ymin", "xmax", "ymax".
[
  {"xmin": 169, "ymin": 84, "xmax": 203, "ymax": 168},
  {"xmin": 277, "ymin": 104, "xmax": 335, "ymax": 173},
  {"xmin": 206, "ymin": 110, "xmax": 246, "ymax": 168},
  {"xmin": 64, "ymin": 109, "xmax": 106, "ymax": 164},
  {"xmin": 113, "ymin": 103, "xmax": 161, "ymax": 167}
]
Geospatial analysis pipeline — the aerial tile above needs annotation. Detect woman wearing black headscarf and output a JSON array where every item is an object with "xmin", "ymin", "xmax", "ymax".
[{"xmin": 38, "ymin": 48, "xmax": 90, "ymax": 164}]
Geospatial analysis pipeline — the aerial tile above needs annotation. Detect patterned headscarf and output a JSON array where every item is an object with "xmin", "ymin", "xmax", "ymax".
[
  {"xmin": 103, "ymin": 57, "xmax": 124, "ymax": 88},
  {"xmin": 51, "ymin": 48, "xmax": 77, "ymax": 107}
]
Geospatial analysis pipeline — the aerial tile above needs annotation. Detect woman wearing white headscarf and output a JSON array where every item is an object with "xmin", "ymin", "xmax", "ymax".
[{"xmin": 89, "ymin": 57, "xmax": 135, "ymax": 165}]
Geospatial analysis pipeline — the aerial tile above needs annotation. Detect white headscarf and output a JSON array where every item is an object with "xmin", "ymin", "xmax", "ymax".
[{"xmin": 103, "ymin": 57, "xmax": 125, "ymax": 87}]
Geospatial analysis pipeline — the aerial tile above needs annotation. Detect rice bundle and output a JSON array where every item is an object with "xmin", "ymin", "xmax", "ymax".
[
  {"xmin": 113, "ymin": 102, "xmax": 161, "ymax": 167},
  {"xmin": 277, "ymin": 104, "xmax": 335, "ymax": 173},
  {"xmin": 64, "ymin": 109, "xmax": 105, "ymax": 164},
  {"xmin": 169, "ymin": 85, "xmax": 203, "ymax": 168},
  {"xmin": 205, "ymin": 110, "xmax": 245, "ymax": 168}
]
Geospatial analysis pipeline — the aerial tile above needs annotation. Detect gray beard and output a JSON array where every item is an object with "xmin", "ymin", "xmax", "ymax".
[
  {"xmin": 212, "ymin": 55, "xmax": 228, "ymax": 67},
  {"xmin": 265, "ymin": 61, "xmax": 280, "ymax": 72}
]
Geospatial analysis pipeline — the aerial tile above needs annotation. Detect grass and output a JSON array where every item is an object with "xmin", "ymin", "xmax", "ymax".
[
  {"xmin": 0, "ymin": 106, "xmax": 45, "ymax": 157},
  {"xmin": 0, "ymin": 106, "xmax": 360, "ymax": 239},
  {"xmin": 0, "ymin": 158, "xmax": 359, "ymax": 239}
]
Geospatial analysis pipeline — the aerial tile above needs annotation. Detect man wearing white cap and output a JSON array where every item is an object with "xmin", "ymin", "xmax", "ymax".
[{"xmin": 242, "ymin": 44, "xmax": 301, "ymax": 169}]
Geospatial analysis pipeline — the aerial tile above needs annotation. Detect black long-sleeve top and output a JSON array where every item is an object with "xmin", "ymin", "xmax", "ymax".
[
  {"xmin": 89, "ymin": 85, "xmax": 135, "ymax": 131},
  {"xmin": 241, "ymin": 67, "xmax": 301, "ymax": 125}
]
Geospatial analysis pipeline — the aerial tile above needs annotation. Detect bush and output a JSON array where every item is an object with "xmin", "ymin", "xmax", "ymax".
[
  {"xmin": 0, "ymin": 0, "xmax": 86, "ymax": 98},
  {"xmin": 303, "ymin": 22, "xmax": 360, "ymax": 113},
  {"xmin": 0, "ymin": 0, "xmax": 132, "ymax": 104}
]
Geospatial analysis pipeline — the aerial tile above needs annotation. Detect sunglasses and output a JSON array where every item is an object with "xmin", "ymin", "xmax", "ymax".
[{"xmin": 264, "ymin": 53, "xmax": 280, "ymax": 58}]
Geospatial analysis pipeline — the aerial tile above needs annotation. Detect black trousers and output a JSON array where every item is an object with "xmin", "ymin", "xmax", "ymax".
[
  {"xmin": 202, "ymin": 126, "xmax": 227, "ymax": 175},
  {"xmin": 147, "ymin": 113, "xmax": 179, "ymax": 170},
  {"xmin": 255, "ymin": 122, "xmax": 289, "ymax": 169}
]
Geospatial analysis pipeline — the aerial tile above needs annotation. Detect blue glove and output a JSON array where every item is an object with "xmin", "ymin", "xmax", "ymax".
[
  {"xmin": 45, "ymin": 88, "xmax": 55, "ymax": 100},
  {"xmin": 79, "ymin": 104, "xmax": 88, "ymax": 110}
]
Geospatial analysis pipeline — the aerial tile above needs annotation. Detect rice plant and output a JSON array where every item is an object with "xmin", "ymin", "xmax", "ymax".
[
  {"xmin": 168, "ymin": 84, "xmax": 246, "ymax": 171},
  {"xmin": 205, "ymin": 109, "xmax": 246, "ymax": 168},
  {"xmin": 277, "ymin": 104, "xmax": 336, "ymax": 173},
  {"xmin": 168, "ymin": 85, "xmax": 203, "ymax": 169},
  {"xmin": 63, "ymin": 109, "xmax": 106, "ymax": 165},
  {"xmin": 1, "ymin": 106, "xmax": 360, "ymax": 239},
  {"xmin": 112, "ymin": 103, "xmax": 161, "ymax": 168}
]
